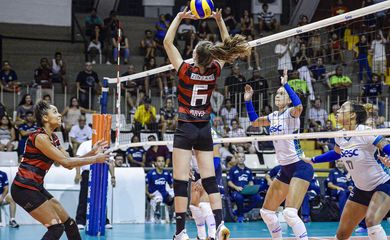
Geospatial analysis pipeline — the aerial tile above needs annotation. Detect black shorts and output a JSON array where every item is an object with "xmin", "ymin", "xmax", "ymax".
[
  {"xmin": 349, "ymin": 179, "xmax": 390, "ymax": 206},
  {"xmin": 11, "ymin": 183, "xmax": 53, "ymax": 212},
  {"xmin": 173, "ymin": 121, "xmax": 213, "ymax": 151}
]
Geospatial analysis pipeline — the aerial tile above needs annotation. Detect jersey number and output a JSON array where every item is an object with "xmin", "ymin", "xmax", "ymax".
[
  {"xmin": 345, "ymin": 160, "xmax": 353, "ymax": 170},
  {"xmin": 191, "ymin": 85, "xmax": 208, "ymax": 106}
]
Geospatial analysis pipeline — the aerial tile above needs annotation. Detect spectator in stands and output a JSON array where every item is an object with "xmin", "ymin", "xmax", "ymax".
[
  {"xmin": 355, "ymin": 35, "xmax": 372, "ymax": 82},
  {"xmin": 264, "ymin": 165, "xmax": 281, "ymax": 186},
  {"xmin": 329, "ymin": 32, "xmax": 344, "ymax": 64},
  {"xmin": 0, "ymin": 115, "xmax": 15, "ymax": 152},
  {"xmin": 210, "ymin": 89, "xmax": 224, "ymax": 115},
  {"xmin": 159, "ymin": 98, "xmax": 177, "ymax": 134},
  {"xmin": 364, "ymin": 103, "xmax": 385, "ymax": 129},
  {"xmin": 134, "ymin": 97, "xmax": 158, "ymax": 133},
  {"xmin": 16, "ymin": 94, "xmax": 34, "ymax": 125},
  {"xmin": 223, "ymin": 7, "xmax": 239, "ymax": 35},
  {"xmin": 145, "ymin": 156, "xmax": 174, "ymax": 223},
  {"xmin": 328, "ymin": 104, "xmax": 341, "ymax": 130},
  {"xmin": 114, "ymin": 153, "xmax": 129, "ymax": 167},
  {"xmin": 240, "ymin": 10, "xmax": 254, "ymax": 36},
  {"xmin": 34, "ymin": 57, "xmax": 53, "ymax": 100},
  {"xmin": 84, "ymin": 8, "xmax": 103, "ymax": 37},
  {"xmin": 258, "ymin": 3, "xmax": 279, "ymax": 34},
  {"xmin": 296, "ymin": 43, "xmax": 315, "ymax": 100},
  {"xmin": 247, "ymin": 69, "xmax": 269, "ymax": 106},
  {"xmin": 224, "ymin": 64, "xmax": 246, "ymax": 102},
  {"xmin": 157, "ymin": 57, "xmax": 177, "ymax": 97},
  {"xmin": 103, "ymin": 11, "xmax": 120, "ymax": 64},
  {"xmin": 275, "ymin": 38, "xmax": 293, "ymax": 76},
  {"xmin": 316, "ymin": 120, "xmax": 336, "ymax": 152},
  {"xmin": 143, "ymin": 57, "xmax": 158, "ymax": 95},
  {"xmin": 112, "ymin": 28, "xmax": 130, "ymax": 64},
  {"xmin": 370, "ymin": 31, "xmax": 387, "ymax": 81},
  {"xmin": 297, "ymin": 15, "xmax": 311, "ymax": 43},
  {"xmin": 155, "ymin": 14, "xmax": 170, "ymax": 49},
  {"xmin": 145, "ymin": 135, "xmax": 171, "ymax": 167},
  {"xmin": 76, "ymin": 62, "xmax": 101, "ymax": 109},
  {"xmin": 183, "ymin": 31, "xmax": 199, "ymax": 60},
  {"xmin": 18, "ymin": 111, "xmax": 37, "ymax": 156},
  {"xmin": 0, "ymin": 170, "xmax": 19, "ymax": 228},
  {"xmin": 126, "ymin": 135, "xmax": 146, "ymax": 167},
  {"xmin": 62, "ymin": 97, "xmax": 94, "ymax": 134},
  {"xmin": 309, "ymin": 98, "xmax": 328, "ymax": 131},
  {"xmin": 310, "ymin": 57, "xmax": 326, "ymax": 82},
  {"xmin": 301, "ymin": 175, "xmax": 321, "ymax": 223},
  {"xmin": 178, "ymin": 19, "xmax": 196, "ymax": 40},
  {"xmin": 69, "ymin": 115, "xmax": 93, "ymax": 156},
  {"xmin": 198, "ymin": 20, "xmax": 215, "ymax": 42},
  {"xmin": 42, "ymin": 94, "xmax": 52, "ymax": 104},
  {"xmin": 362, "ymin": 73, "xmax": 384, "ymax": 116},
  {"xmin": 51, "ymin": 52, "xmax": 67, "ymax": 92},
  {"xmin": 327, "ymin": 160, "xmax": 353, "ymax": 215},
  {"xmin": 309, "ymin": 30, "xmax": 326, "ymax": 60},
  {"xmin": 121, "ymin": 65, "xmax": 145, "ymax": 114},
  {"xmin": 0, "ymin": 102, "xmax": 7, "ymax": 119},
  {"xmin": 212, "ymin": 116, "xmax": 225, "ymax": 137},
  {"xmin": 220, "ymin": 99, "xmax": 238, "ymax": 128},
  {"xmin": 245, "ymin": 35, "xmax": 261, "ymax": 71},
  {"xmin": 332, "ymin": 0, "xmax": 349, "ymax": 16},
  {"xmin": 228, "ymin": 119, "xmax": 255, "ymax": 153},
  {"xmin": 140, "ymin": 29, "xmax": 157, "ymax": 60},
  {"xmin": 0, "ymin": 61, "xmax": 20, "ymax": 93},
  {"xmin": 227, "ymin": 152, "xmax": 261, "ymax": 222},
  {"xmin": 219, "ymin": 142, "xmax": 234, "ymax": 169},
  {"xmin": 327, "ymin": 66, "xmax": 352, "ymax": 106},
  {"xmin": 87, "ymin": 25, "xmax": 103, "ymax": 64}
]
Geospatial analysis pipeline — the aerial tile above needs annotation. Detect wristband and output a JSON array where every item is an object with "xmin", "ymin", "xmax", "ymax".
[
  {"xmin": 245, "ymin": 100, "xmax": 259, "ymax": 122},
  {"xmin": 283, "ymin": 82, "xmax": 302, "ymax": 106}
]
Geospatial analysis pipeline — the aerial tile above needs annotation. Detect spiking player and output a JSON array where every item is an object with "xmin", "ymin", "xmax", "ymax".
[
  {"xmin": 245, "ymin": 70, "xmax": 312, "ymax": 239},
  {"xmin": 303, "ymin": 101, "xmax": 390, "ymax": 240},
  {"xmin": 164, "ymin": 6, "xmax": 251, "ymax": 240}
]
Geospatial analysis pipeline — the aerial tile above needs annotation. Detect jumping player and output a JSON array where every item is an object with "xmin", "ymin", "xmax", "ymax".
[
  {"xmin": 164, "ymin": 6, "xmax": 251, "ymax": 240},
  {"xmin": 303, "ymin": 101, "xmax": 390, "ymax": 240},
  {"xmin": 244, "ymin": 70, "xmax": 312, "ymax": 239},
  {"xmin": 11, "ymin": 101, "xmax": 110, "ymax": 240}
]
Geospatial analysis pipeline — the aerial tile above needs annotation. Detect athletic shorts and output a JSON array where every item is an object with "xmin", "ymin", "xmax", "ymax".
[
  {"xmin": 276, "ymin": 160, "xmax": 314, "ymax": 184},
  {"xmin": 173, "ymin": 121, "xmax": 213, "ymax": 151},
  {"xmin": 349, "ymin": 179, "xmax": 390, "ymax": 206},
  {"xmin": 11, "ymin": 183, "xmax": 53, "ymax": 212}
]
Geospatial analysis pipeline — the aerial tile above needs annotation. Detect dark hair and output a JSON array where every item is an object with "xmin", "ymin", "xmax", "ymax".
[
  {"xmin": 262, "ymin": 3, "xmax": 269, "ymax": 8},
  {"xmin": 144, "ymin": 97, "xmax": 152, "ymax": 104},
  {"xmin": 0, "ymin": 115, "xmax": 13, "ymax": 129},
  {"xmin": 195, "ymin": 35, "xmax": 251, "ymax": 67},
  {"xmin": 54, "ymin": 52, "xmax": 62, "ymax": 57},
  {"xmin": 69, "ymin": 97, "xmax": 79, "ymax": 108},
  {"xmin": 43, "ymin": 94, "xmax": 51, "ymax": 100},
  {"xmin": 350, "ymin": 101, "xmax": 367, "ymax": 125},
  {"xmin": 145, "ymin": 29, "xmax": 152, "ymax": 34},
  {"xmin": 225, "ymin": 98, "xmax": 231, "ymax": 104},
  {"xmin": 19, "ymin": 94, "xmax": 33, "ymax": 106},
  {"xmin": 131, "ymin": 135, "xmax": 140, "ymax": 143},
  {"xmin": 25, "ymin": 111, "xmax": 34, "ymax": 116},
  {"xmin": 34, "ymin": 101, "xmax": 51, "ymax": 127}
]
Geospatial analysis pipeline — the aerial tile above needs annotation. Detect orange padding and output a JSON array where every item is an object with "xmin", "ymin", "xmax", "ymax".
[{"xmin": 92, "ymin": 114, "xmax": 112, "ymax": 145}]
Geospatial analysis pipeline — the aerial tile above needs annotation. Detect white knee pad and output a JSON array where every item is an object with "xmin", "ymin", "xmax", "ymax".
[
  {"xmin": 199, "ymin": 202, "xmax": 213, "ymax": 218},
  {"xmin": 283, "ymin": 207, "xmax": 300, "ymax": 227},
  {"xmin": 260, "ymin": 208, "xmax": 278, "ymax": 225}
]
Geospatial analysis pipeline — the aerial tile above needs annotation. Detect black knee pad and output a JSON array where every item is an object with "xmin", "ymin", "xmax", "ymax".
[
  {"xmin": 64, "ymin": 218, "xmax": 81, "ymax": 240},
  {"xmin": 202, "ymin": 176, "xmax": 219, "ymax": 194},
  {"xmin": 173, "ymin": 179, "xmax": 189, "ymax": 197},
  {"xmin": 42, "ymin": 223, "xmax": 64, "ymax": 240}
]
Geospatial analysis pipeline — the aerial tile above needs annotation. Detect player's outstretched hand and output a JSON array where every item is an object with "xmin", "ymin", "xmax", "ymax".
[
  {"xmin": 91, "ymin": 140, "xmax": 108, "ymax": 155},
  {"xmin": 301, "ymin": 157, "xmax": 313, "ymax": 165},
  {"xmin": 378, "ymin": 155, "xmax": 390, "ymax": 167},
  {"xmin": 244, "ymin": 84, "xmax": 254, "ymax": 101},
  {"xmin": 211, "ymin": 8, "xmax": 223, "ymax": 21},
  {"xmin": 95, "ymin": 150, "xmax": 111, "ymax": 164},
  {"xmin": 178, "ymin": 6, "xmax": 197, "ymax": 20},
  {"xmin": 281, "ymin": 68, "xmax": 288, "ymax": 85}
]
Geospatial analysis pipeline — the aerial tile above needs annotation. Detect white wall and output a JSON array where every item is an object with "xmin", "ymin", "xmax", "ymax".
[{"xmin": 0, "ymin": 0, "xmax": 72, "ymax": 26}]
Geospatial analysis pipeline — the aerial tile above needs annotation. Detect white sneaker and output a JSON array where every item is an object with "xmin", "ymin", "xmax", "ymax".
[
  {"xmin": 215, "ymin": 222, "xmax": 230, "ymax": 240},
  {"xmin": 77, "ymin": 224, "xmax": 85, "ymax": 230},
  {"xmin": 173, "ymin": 229, "xmax": 189, "ymax": 240},
  {"xmin": 105, "ymin": 223, "xmax": 113, "ymax": 229}
]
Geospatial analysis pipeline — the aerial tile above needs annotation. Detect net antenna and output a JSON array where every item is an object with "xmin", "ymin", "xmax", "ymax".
[
  {"xmin": 103, "ymin": 1, "xmax": 390, "ymax": 149},
  {"xmin": 115, "ymin": 27, "xmax": 122, "ymax": 149}
]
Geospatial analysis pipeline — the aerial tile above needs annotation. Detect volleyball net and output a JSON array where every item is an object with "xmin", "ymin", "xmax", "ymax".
[{"xmin": 102, "ymin": 1, "xmax": 390, "ymax": 153}]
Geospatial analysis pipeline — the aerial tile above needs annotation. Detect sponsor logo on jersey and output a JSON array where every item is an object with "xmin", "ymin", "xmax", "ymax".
[
  {"xmin": 269, "ymin": 124, "xmax": 282, "ymax": 133},
  {"xmin": 155, "ymin": 178, "xmax": 167, "ymax": 185},
  {"xmin": 190, "ymin": 109, "xmax": 206, "ymax": 117},
  {"xmin": 341, "ymin": 149, "xmax": 359, "ymax": 158},
  {"xmin": 238, "ymin": 175, "xmax": 248, "ymax": 182},
  {"xmin": 190, "ymin": 73, "xmax": 215, "ymax": 81}
]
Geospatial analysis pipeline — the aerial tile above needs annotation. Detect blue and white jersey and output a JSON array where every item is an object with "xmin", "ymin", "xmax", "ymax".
[
  {"xmin": 334, "ymin": 125, "xmax": 390, "ymax": 191},
  {"xmin": 145, "ymin": 169, "xmax": 173, "ymax": 194},
  {"xmin": 0, "ymin": 170, "xmax": 9, "ymax": 193},
  {"xmin": 267, "ymin": 108, "xmax": 302, "ymax": 165},
  {"xmin": 227, "ymin": 166, "xmax": 253, "ymax": 188}
]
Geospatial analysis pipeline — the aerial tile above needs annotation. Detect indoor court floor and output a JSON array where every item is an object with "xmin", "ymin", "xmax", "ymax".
[{"xmin": 0, "ymin": 221, "xmax": 389, "ymax": 239}]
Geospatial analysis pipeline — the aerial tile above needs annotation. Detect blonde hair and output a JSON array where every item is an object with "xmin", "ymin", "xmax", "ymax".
[{"xmin": 195, "ymin": 35, "xmax": 251, "ymax": 67}]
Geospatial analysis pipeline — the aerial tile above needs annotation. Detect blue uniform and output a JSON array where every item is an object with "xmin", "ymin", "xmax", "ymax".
[
  {"xmin": 127, "ymin": 147, "xmax": 146, "ymax": 163},
  {"xmin": 18, "ymin": 123, "xmax": 38, "ymax": 155},
  {"xmin": 0, "ymin": 170, "xmax": 9, "ymax": 194},
  {"xmin": 228, "ymin": 166, "xmax": 261, "ymax": 218},
  {"xmin": 326, "ymin": 168, "xmax": 353, "ymax": 215},
  {"xmin": 301, "ymin": 177, "xmax": 321, "ymax": 219},
  {"xmin": 146, "ymin": 169, "xmax": 173, "ymax": 203},
  {"xmin": 268, "ymin": 165, "xmax": 281, "ymax": 179}
]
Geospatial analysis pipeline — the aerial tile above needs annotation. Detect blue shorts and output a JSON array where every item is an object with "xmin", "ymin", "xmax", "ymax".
[
  {"xmin": 349, "ymin": 179, "xmax": 390, "ymax": 206},
  {"xmin": 276, "ymin": 160, "xmax": 314, "ymax": 184}
]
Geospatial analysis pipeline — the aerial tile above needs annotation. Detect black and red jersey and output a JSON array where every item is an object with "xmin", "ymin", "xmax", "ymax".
[
  {"xmin": 13, "ymin": 128, "xmax": 60, "ymax": 191},
  {"xmin": 177, "ymin": 61, "xmax": 221, "ymax": 122}
]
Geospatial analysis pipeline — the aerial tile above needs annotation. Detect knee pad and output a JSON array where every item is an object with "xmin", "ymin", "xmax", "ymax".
[
  {"xmin": 283, "ymin": 207, "xmax": 301, "ymax": 227},
  {"xmin": 260, "ymin": 208, "xmax": 278, "ymax": 225},
  {"xmin": 199, "ymin": 202, "xmax": 213, "ymax": 218},
  {"xmin": 173, "ymin": 179, "xmax": 189, "ymax": 197},
  {"xmin": 64, "ymin": 218, "xmax": 81, "ymax": 240},
  {"xmin": 201, "ymin": 177, "xmax": 219, "ymax": 195},
  {"xmin": 42, "ymin": 223, "xmax": 65, "ymax": 240}
]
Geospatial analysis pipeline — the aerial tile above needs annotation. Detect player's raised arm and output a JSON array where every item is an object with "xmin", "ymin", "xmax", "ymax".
[
  {"xmin": 280, "ymin": 69, "xmax": 303, "ymax": 118},
  {"xmin": 244, "ymin": 84, "xmax": 270, "ymax": 127}
]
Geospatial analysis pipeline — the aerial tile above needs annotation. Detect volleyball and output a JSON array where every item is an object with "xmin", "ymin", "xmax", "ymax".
[{"xmin": 190, "ymin": 0, "xmax": 215, "ymax": 19}]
